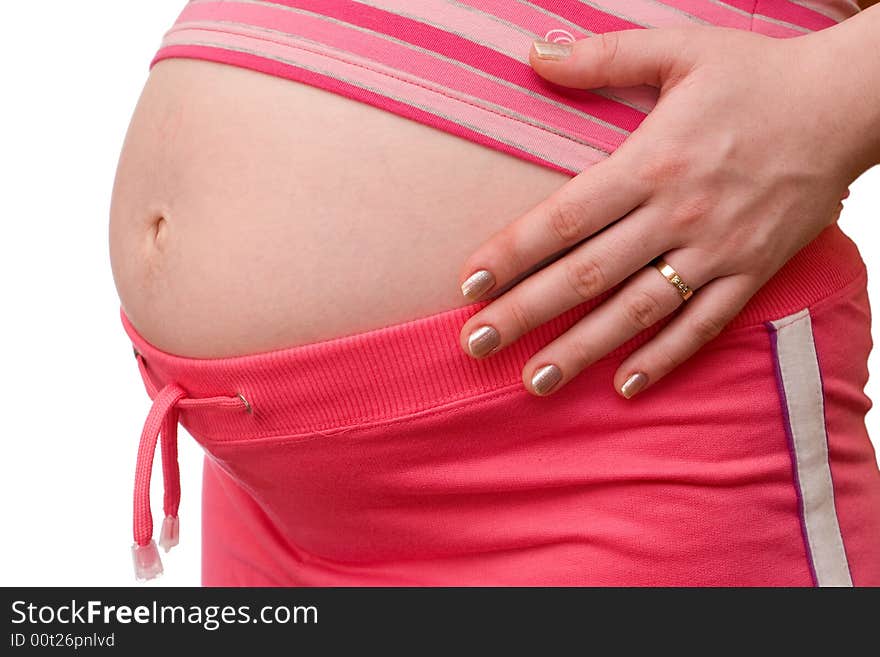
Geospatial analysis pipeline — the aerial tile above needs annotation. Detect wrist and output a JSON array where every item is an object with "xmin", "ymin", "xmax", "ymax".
[{"xmin": 795, "ymin": 7, "xmax": 880, "ymax": 182}]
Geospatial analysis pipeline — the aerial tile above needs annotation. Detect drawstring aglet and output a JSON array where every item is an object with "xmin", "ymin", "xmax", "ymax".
[
  {"xmin": 159, "ymin": 515, "xmax": 180, "ymax": 552},
  {"xmin": 131, "ymin": 540, "xmax": 163, "ymax": 581}
]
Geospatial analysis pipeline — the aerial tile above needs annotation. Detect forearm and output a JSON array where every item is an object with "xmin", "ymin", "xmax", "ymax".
[{"xmin": 806, "ymin": 4, "xmax": 880, "ymax": 181}]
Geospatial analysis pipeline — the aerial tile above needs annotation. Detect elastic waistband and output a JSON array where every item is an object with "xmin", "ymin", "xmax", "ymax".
[{"xmin": 122, "ymin": 223, "xmax": 865, "ymax": 440}]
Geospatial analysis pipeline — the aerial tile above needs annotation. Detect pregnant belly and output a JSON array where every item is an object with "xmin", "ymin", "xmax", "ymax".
[{"xmin": 109, "ymin": 58, "xmax": 572, "ymax": 358}]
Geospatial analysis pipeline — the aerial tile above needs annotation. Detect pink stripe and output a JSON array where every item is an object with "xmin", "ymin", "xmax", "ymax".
[
  {"xmin": 457, "ymin": 0, "xmax": 597, "ymax": 37},
  {"xmin": 751, "ymin": 17, "xmax": 805, "ymax": 36},
  {"xmin": 650, "ymin": 0, "xmax": 752, "ymax": 28},
  {"xmin": 156, "ymin": 31, "xmax": 610, "ymax": 170},
  {"xmin": 724, "ymin": 0, "xmax": 774, "ymax": 13},
  {"xmin": 785, "ymin": 0, "xmax": 859, "ymax": 22},
  {"xmin": 355, "ymin": 0, "xmax": 541, "ymax": 55},
  {"xmin": 173, "ymin": 6, "xmax": 631, "ymax": 148},
  {"xmin": 515, "ymin": 0, "xmax": 697, "ymax": 29},
  {"xmin": 186, "ymin": 0, "xmax": 646, "ymax": 131},
  {"xmin": 518, "ymin": 0, "xmax": 643, "ymax": 31},
  {"xmin": 751, "ymin": 0, "xmax": 836, "ymax": 29}
]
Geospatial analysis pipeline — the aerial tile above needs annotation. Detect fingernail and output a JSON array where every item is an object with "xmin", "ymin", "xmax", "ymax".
[
  {"xmin": 461, "ymin": 269, "xmax": 495, "ymax": 300},
  {"xmin": 620, "ymin": 372, "xmax": 648, "ymax": 399},
  {"xmin": 533, "ymin": 40, "xmax": 573, "ymax": 60},
  {"xmin": 467, "ymin": 325, "xmax": 501, "ymax": 358},
  {"xmin": 531, "ymin": 364, "xmax": 563, "ymax": 395}
]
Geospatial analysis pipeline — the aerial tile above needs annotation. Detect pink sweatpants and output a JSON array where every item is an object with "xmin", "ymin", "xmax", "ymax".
[{"xmin": 124, "ymin": 223, "xmax": 880, "ymax": 586}]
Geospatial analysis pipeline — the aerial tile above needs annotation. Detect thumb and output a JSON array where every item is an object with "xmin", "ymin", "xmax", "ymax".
[{"xmin": 530, "ymin": 28, "xmax": 696, "ymax": 89}]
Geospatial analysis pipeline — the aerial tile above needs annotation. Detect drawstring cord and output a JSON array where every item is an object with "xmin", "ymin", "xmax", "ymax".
[{"xmin": 131, "ymin": 348, "xmax": 251, "ymax": 581}]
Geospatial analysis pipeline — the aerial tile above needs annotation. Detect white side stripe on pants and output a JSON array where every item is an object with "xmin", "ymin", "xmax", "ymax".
[{"xmin": 767, "ymin": 308, "xmax": 852, "ymax": 587}]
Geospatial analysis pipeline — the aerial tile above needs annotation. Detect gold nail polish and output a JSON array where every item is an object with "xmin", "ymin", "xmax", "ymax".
[
  {"xmin": 621, "ymin": 372, "xmax": 648, "ymax": 399},
  {"xmin": 533, "ymin": 40, "xmax": 573, "ymax": 60},
  {"xmin": 461, "ymin": 269, "xmax": 495, "ymax": 300},
  {"xmin": 467, "ymin": 325, "xmax": 501, "ymax": 358},
  {"xmin": 531, "ymin": 364, "xmax": 562, "ymax": 395}
]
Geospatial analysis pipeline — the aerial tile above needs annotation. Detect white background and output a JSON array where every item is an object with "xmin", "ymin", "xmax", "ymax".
[{"xmin": 1, "ymin": 2, "xmax": 878, "ymax": 587}]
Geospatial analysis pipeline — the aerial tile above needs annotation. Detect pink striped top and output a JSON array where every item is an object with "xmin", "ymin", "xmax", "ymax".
[{"xmin": 152, "ymin": 0, "xmax": 860, "ymax": 175}]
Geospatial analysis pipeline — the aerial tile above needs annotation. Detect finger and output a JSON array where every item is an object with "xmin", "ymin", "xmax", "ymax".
[
  {"xmin": 459, "ymin": 151, "xmax": 651, "ymax": 302},
  {"xmin": 459, "ymin": 206, "xmax": 679, "ymax": 358},
  {"xmin": 613, "ymin": 272, "xmax": 758, "ymax": 399},
  {"xmin": 530, "ymin": 27, "xmax": 702, "ymax": 89},
  {"xmin": 519, "ymin": 248, "xmax": 713, "ymax": 396}
]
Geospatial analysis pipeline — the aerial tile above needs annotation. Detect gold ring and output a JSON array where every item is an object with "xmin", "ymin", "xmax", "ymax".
[{"xmin": 653, "ymin": 258, "xmax": 694, "ymax": 301}]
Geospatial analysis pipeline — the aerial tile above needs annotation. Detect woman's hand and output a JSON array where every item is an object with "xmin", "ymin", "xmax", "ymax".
[{"xmin": 456, "ymin": 21, "xmax": 876, "ymax": 399}]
